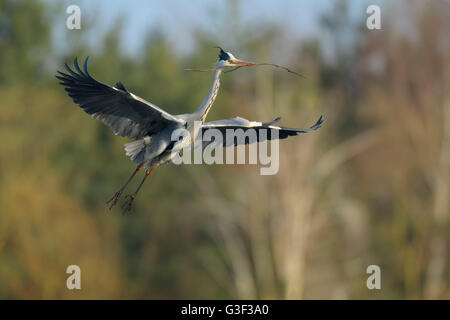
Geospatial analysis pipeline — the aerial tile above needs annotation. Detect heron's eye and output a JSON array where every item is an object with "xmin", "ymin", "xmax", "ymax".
[{"xmin": 227, "ymin": 60, "xmax": 233, "ymax": 63}]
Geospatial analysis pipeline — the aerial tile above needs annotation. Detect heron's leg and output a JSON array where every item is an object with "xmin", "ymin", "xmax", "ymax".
[
  {"xmin": 122, "ymin": 166, "xmax": 154, "ymax": 212},
  {"xmin": 107, "ymin": 162, "xmax": 143, "ymax": 210}
]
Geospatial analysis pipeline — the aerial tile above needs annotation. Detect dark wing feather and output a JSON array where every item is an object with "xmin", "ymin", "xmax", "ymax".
[
  {"xmin": 201, "ymin": 115, "xmax": 323, "ymax": 148},
  {"xmin": 56, "ymin": 57, "xmax": 184, "ymax": 139}
]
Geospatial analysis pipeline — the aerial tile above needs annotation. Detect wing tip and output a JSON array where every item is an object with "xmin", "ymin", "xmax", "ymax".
[
  {"xmin": 57, "ymin": 56, "xmax": 93, "ymax": 86},
  {"xmin": 282, "ymin": 114, "xmax": 324, "ymax": 135},
  {"xmin": 83, "ymin": 56, "xmax": 90, "ymax": 77},
  {"xmin": 73, "ymin": 56, "xmax": 86, "ymax": 77},
  {"xmin": 311, "ymin": 115, "xmax": 324, "ymax": 130}
]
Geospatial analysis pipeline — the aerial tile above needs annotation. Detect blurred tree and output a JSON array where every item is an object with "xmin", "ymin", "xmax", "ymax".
[
  {"xmin": 0, "ymin": 0, "xmax": 51, "ymax": 84},
  {"xmin": 0, "ymin": 0, "xmax": 448, "ymax": 300}
]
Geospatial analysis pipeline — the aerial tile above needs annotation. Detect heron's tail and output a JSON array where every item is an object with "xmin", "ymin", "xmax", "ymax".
[{"xmin": 124, "ymin": 139, "xmax": 147, "ymax": 163}]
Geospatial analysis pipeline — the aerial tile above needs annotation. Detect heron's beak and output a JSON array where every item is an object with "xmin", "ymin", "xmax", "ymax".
[{"xmin": 231, "ymin": 59, "xmax": 256, "ymax": 67}]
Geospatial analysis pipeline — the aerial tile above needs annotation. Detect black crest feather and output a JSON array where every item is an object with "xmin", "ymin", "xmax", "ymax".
[{"xmin": 215, "ymin": 46, "xmax": 230, "ymax": 61}]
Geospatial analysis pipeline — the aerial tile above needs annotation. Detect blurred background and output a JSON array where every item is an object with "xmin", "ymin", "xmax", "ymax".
[{"xmin": 0, "ymin": 0, "xmax": 449, "ymax": 299}]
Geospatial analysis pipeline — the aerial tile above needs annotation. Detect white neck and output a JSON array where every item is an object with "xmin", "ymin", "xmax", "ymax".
[{"xmin": 194, "ymin": 69, "xmax": 222, "ymax": 122}]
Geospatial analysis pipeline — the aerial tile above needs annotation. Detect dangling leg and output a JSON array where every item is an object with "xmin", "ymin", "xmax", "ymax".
[
  {"xmin": 107, "ymin": 162, "xmax": 144, "ymax": 210},
  {"xmin": 122, "ymin": 166, "xmax": 154, "ymax": 212}
]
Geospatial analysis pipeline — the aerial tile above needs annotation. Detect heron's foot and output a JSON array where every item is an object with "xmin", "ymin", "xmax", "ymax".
[
  {"xmin": 106, "ymin": 190, "xmax": 123, "ymax": 210},
  {"xmin": 122, "ymin": 194, "xmax": 136, "ymax": 212}
]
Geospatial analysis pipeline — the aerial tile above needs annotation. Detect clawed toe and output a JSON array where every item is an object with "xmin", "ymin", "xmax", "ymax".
[
  {"xmin": 122, "ymin": 194, "xmax": 136, "ymax": 212},
  {"xmin": 106, "ymin": 191, "xmax": 123, "ymax": 210}
]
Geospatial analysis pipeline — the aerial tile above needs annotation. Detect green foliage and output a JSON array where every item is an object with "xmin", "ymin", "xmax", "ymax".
[{"xmin": 0, "ymin": 0, "xmax": 51, "ymax": 84}]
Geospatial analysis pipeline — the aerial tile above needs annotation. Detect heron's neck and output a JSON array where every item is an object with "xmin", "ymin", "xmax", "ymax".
[{"xmin": 195, "ymin": 69, "xmax": 222, "ymax": 122}]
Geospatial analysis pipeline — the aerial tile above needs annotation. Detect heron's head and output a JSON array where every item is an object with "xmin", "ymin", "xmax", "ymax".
[{"xmin": 213, "ymin": 47, "xmax": 256, "ymax": 69}]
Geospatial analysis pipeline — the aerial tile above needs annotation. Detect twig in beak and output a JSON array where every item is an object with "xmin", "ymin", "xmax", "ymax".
[
  {"xmin": 254, "ymin": 63, "xmax": 305, "ymax": 78},
  {"xmin": 224, "ymin": 66, "xmax": 242, "ymax": 73},
  {"xmin": 184, "ymin": 63, "xmax": 305, "ymax": 78}
]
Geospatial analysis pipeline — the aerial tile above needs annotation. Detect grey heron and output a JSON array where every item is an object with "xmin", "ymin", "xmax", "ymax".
[{"xmin": 56, "ymin": 48, "xmax": 323, "ymax": 211}]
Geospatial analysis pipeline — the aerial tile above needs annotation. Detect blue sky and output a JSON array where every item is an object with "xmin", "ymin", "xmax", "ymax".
[{"xmin": 52, "ymin": 0, "xmax": 380, "ymax": 56}]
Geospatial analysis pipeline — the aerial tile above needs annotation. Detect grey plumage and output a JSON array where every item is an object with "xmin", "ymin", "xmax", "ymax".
[
  {"xmin": 202, "ymin": 115, "xmax": 324, "ymax": 147},
  {"xmin": 56, "ymin": 51, "xmax": 323, "ymax": 211},
  {"xmin": 56, "ymin": 57, "xmax": 184, "ymax": 140}
]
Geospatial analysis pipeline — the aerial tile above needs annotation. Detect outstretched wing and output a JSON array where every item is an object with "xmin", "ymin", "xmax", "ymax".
[
  {"xmin": 56, "ymin": 57, "xmax": 184, "ymax": 139},
  {"xmin": 201, "ymin": 115, "xmax": 323, "ymax": 148}
]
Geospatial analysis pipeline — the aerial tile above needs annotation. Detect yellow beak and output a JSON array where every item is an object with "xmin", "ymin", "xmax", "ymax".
[{"xmin": 230, "ymin": 59, "xmax": 256, "ymax": 67}]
